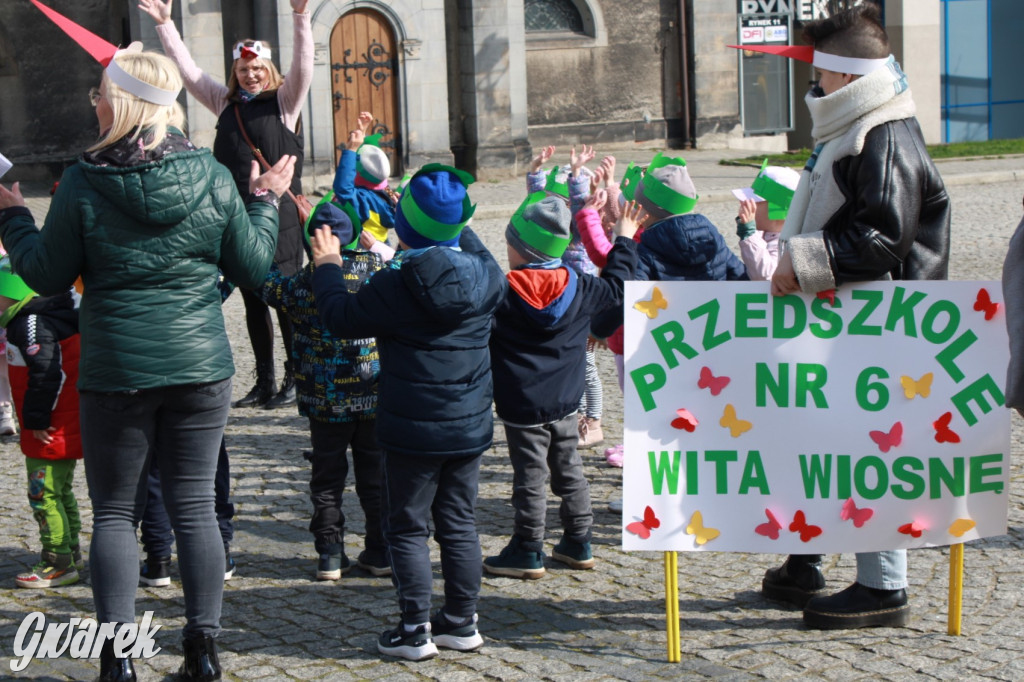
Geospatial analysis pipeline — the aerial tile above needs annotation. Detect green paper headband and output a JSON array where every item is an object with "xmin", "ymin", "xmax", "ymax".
[
  {"xmin": 641, "ymin": 152, "xmax": 698, "ymax": 215},
  {"xmin": 620, "ymin": 162, "xmax": 643, "ymax": 201},
  {"xmin": 750, "ymin": 160, "xmax": 796, "ymax": 220},
  {"xmin": 510, "ymin": 192, "xmax": 571, "ymax": 258},
  {"xmin": 544, "ymin": 166, "xmax": 569, "ymax": 199},
  {"xmin": 399, "ymin": 164, "xmax": 477, "ymax": 242},
  {"xmin": 304, "ymin": 191, "xmax": 362, "ymax": 252}
]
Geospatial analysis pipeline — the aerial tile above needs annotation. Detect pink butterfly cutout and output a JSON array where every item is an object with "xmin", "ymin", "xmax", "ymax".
[
  {"xmin": 869, "ymin": 421, "xmax": 902, "ymax": 453},
  {"xmin": 840, "ymin": 498, "xmax": 874, "ymax": 528},
  {"xmin": 974, "ymin": 287, "xmax": 1000, "ymax": 320},
  {"xmin": 626, "ymin": 506, "xmax": 661, "ymax": 540},
  {"xmin": 789, "ymin": 510, "xmax": 822, "ymax": 542},
  {"xmin": 755, "ymin": 509, "xmax": 783, "ymax": 540},
  {"xmin": 933, "ymin": 412, "xmax": 961, "ymax": 444},
  {"xmin": 670, "ymin": 408, "xmax": 699, "ymax": 432},
  {"xmin": 816, "ymin": 289, "xmax": 837, "ymax": 306},
  {"xmin": 697, "ymin": 366, "xmax": 730, "ymax": 396},
  {"xmin": 898, "ymin": 521, "xmax": 925, "ymax": 538}
]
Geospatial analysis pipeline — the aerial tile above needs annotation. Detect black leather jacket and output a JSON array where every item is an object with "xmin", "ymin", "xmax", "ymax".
[{"xmin": 822, "ymin": 116, "xmax": 951, "ymax": 283}]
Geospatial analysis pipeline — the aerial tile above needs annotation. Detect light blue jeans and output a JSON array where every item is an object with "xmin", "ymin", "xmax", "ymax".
[
  {"xmin": 856, "ymin": 549, "xmax": 907, "ymax": 590},
  {"xmin": 81, "ymin": 378, "xmax": 231, "ymax": 640}
]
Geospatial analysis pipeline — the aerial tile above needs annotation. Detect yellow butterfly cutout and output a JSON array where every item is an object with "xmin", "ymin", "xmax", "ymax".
[
  {"xmin": 719, "ymin": 403, "xmax": 752, "ymax": 437},
  {"xmin": 685, "ymin": 510, "xmax": 720, "ymax": 546},
  {"xmin": 634, "ymin": 287, "xmax": 668, "ymax": 319},
  {"xmin": 948, "ymin": 518, "xmax": 976, "ymax": 538},
  {"xmin": 900, "ymin": 372, "xmax": 933, "ymax": 399}
]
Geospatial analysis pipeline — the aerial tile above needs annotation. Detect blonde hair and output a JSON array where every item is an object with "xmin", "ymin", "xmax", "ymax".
[
  {"xmin": 226, "ymin": 40, "xmax": 284, "ymax": 99},
  {"xmin": 88, "ymin": 51, "xmax": 185, "ymax": 153}
]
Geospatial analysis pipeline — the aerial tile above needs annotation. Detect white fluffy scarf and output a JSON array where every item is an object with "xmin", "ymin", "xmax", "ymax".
[{"xmin": 781, "ymin": 57, "xmax": 917, "ymax": 242}]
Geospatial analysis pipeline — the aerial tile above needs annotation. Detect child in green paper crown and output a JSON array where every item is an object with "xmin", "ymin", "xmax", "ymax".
[{"xmin": 732, "ymin": 160, "xmax": 801, "ymax": 281}]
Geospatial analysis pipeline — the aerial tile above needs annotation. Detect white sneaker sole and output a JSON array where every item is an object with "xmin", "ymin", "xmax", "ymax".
[
  {"xmin": 434, "ymin": 632, "xmax": 484, "ymax": 651},
  {"xmin": 139, "ymin": 576, "xmax": 172, "ymax": 587},
  {"xmin": 377, "ymin": 641, "xmax": 439, "ymax": 661},
  {"xmin": 482, "ymin": 563, "xmax": 546, "ymax": 580}
]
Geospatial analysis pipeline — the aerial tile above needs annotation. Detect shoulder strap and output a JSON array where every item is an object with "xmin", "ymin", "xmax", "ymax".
[{"xmin": 234, "ymin": 105, "xmax": 300, "ymax": 204}]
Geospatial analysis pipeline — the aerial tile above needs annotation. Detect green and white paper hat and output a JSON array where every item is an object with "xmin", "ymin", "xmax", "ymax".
[
  {"xmin": 731, "ymin": 160, "xmax": 801, "ymax": 220},
  {"xmin": 509, "ymin": 191, "xmax": 572, "ymax": 259}
]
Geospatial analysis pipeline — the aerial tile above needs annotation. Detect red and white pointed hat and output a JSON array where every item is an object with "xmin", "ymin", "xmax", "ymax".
[
  {"xmin": 728, "ymin": 43, "xmax": 889, "ymax": 76},
  {"xmin": 30, "ymin": 0, "xmax": 179, "ymax": 105}
]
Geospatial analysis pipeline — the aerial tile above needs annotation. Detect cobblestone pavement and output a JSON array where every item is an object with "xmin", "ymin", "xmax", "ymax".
[{"xmin": 2, "ymin": 151, "xmax": 1024, "ymax": 680}]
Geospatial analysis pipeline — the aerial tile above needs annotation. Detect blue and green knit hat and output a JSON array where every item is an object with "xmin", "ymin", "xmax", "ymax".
[{"xmin": 394, "ymin": 164, "xmax": 476, "ymax": 249}]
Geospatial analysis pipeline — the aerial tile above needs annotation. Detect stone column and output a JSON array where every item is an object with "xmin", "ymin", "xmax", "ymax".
[{"xmin": 884, "ymin": 0, "xmax": 942, "ymax": 144}]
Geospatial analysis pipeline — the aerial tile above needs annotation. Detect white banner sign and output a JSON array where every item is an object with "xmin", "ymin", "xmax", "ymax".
[{"xmin": 622, "ymin": 281, "xmax": 1010, "ymax": 554}]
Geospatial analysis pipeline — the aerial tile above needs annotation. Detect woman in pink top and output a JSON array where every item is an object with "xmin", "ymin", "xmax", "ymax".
[{"xmin": 141, "ymin": 0, "xmax": 314, "ymax": 410}]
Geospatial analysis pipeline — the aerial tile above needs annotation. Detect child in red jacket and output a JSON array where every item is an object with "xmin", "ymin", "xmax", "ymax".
[{"xmin": 0, "ymin": 258, "xmax": 82, "ymax": 588}]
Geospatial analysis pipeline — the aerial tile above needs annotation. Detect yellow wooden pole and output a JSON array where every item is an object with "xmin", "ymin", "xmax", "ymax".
[
  {"xmin": 664, "ymin": 551, "xmax": 680, "ymax": 662},
  {"xmin": 947, "ymin": 542, "xmax": 964, "ymax": 635}
]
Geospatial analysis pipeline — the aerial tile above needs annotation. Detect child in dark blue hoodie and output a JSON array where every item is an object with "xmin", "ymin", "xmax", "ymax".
[
  {"xmin": 312, "ymin": 165, "xmax": 505, "ymax": 662},
  {"xmin": 485, "ymin": 194, "xmax": 641, "ymax": 579}
]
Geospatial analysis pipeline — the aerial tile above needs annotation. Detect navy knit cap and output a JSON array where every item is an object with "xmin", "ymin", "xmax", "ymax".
[
  {"xmin": 394, "ymin": 164, "xmax": 476, "ymax": 249},
  {"xmin": 305, "ymin": 199, "xmax": 359, "ymax": 252}
]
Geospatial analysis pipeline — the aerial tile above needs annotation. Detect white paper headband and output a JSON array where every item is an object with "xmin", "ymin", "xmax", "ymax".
[
  {"xmin": 233, "ymin": 42, "xmax": 272, "ymax": 61},
  {"xmin": 106, "ymin": 56, "xmax": 180, "ymax": 106},
  {"xmin": 812, "ymin": 51, "xmax": 890, "ymax": 76}
]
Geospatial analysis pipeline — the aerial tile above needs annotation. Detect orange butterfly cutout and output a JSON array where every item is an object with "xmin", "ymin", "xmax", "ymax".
[
  {"xmin": 685, "ymin": 510, "xmax": 720, "ymax": 546},
  {"xmin": 789, "ymin": 510, "xmax": 822, "ymax": 542},
  {"xmin": 933, "ymin": 411, "xmax": 961, "ymax": 444},
  {"xmin": 840, "ymin": 498, "xmax": 874, "ymax": 528},
  {"xmin": 634, "ymin": 287, "xmax": 668, "ymax": 319},
  {"xmin": 974, "ymin": 287, "xmax": 1000, "ymax": 320},
  {"xmin": 816, "ymin": 289, "xmax": 837, "ymax": 306},
  {"xmin": 948, "ymin": 518, "xmax": 976, "ymax": 538},
  {"xmin": 719, "ymin": 404, "xmax": 752, "ymax": 437},
  {"xmin": 755, "ymin": 509, "xmax": 783, "ymax": 540},
  {"xmin": 670, "ymin": 408, "xmax": 699, "ymax": 432},
  {"xmin": 625, "ymin": 505, "xmax": 661, "ymax": 540},
  {"xmin": 869, "ymin": 421, "xmax": 902, "ymax": 453},
  {"xmin": 898, "ymin": 521, "xmax": 925, "ymax": 538},
  {"xmin": 900, "ymin": 373, "xmax": 933, "ymax": 399},
  {"xmin": 697, "ymin": 366, "xmax": 730, "ymax": 396}
]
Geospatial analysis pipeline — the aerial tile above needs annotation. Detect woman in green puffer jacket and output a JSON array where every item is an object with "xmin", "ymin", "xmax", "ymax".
[{"xmin": 0, "ymin": 50, "xmax": 295, "ymax": 682}]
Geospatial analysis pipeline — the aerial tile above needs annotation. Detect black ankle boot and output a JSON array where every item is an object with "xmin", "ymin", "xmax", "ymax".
[
  {"xmin": 98, "ymin": 638, "xmax": 136, "ymax": 682},
  {"xmin": 803, "ymin": 581, "xmax": 910, "ymax": 630},
  {"xmin": 232, "ymin": 362, "xmax": 275, "ymax": 408},
  {"xmin": 179, "ymin": 635, "xmax": 221, "ymax": 681},
  {"xmin": 263, "ymin": 361, "xmax": 296, "ymax": 409},
  {"xmin": 762, "ymin": 554, "xmax": 826, "ymax": 607}
]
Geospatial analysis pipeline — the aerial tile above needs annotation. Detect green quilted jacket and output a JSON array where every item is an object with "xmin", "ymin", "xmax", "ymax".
[{"xmin": 0, "ymin": 147, "xmax": 279, "ymax": 392}]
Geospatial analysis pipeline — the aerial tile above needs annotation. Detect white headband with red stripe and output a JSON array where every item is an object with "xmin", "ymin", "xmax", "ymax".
[
  {"xmin": 728, "ymin": 43, "xmax": 890, "ymax": 76},
  {"xmin": 233, "ymin": 41, "xmax": 272, "ymax": 61}
]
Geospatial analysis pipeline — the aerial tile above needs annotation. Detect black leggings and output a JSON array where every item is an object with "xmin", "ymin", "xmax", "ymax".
[{"xmin": 239, "ymin": 287, "xmax": 294, "ymax": 373}]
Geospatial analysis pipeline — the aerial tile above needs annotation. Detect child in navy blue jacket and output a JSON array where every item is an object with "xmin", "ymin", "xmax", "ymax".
[
  {"xmin": 485, "ymin": 194, "xmax": 641, "ymax": 579},
  {"xmin": 261, "ymin": 201, "xmax": 388, "ymax": 580},
  {"xmin": 312, "ymin": 165, "xmax": 505, "ymax": 662}
]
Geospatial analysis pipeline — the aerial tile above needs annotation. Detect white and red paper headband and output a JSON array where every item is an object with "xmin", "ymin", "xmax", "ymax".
[
  {"xmin": 728, "ymin": 44, "xmax": 889, "ymax": 76},
  {"xmin": 30, "ymin": 0, "xmax": 179, "ymax": 106},
  {"xmin": 233, "ymin": 41, "xmax": 272, "ymax": 61}
]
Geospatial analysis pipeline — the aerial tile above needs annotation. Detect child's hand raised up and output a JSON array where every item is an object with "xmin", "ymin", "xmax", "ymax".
[
  {"xmin": 312, "ymin": 226, "xmax": 343, "ymax": 268},
  {"xmin": 356, "ymin": 111, "xmax": 374, "ymax": 134},
  {"xmin": 570, "ymin": 144, "xmax": 596, "ymax": 177},
  {"xmin": 589, "ymin": 166, "xmax": 606, "ymax": 194},
  {"xmin": 585, "ymin": 188, "xmax": 608, "ymax": 213},
  {"xmin": 614, "ymin": 200, "xmax": 645, "ymax": 240},
  {"xmin": 599, "ymin": 156, "xmax": 616, "ymax": 185},
  {"xmin": 737, "ymin": 198, "xmax": 757, "ymax": 225},
  {"xmin": 530, "ymin": 145, "xmax": 556, "ymax": 172},
  {"xmin": 346, "ymin": 128, "xmax": 365, "ymax": 151}
]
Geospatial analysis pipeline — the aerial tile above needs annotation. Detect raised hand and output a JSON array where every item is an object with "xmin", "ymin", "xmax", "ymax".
[
  {"xmin": 138, "ymin": 0, "xmax": 173, "ymax": 25},
  {"xmin": 311, "ymin": 225, "xmax": 342, "ymax": 267},
  {"xmin": 249, "ymin": 155, "xmax": 297, "ymax": 197},
  {"xmin": 614, "ymin": 200, "xmax": 645, "ymax": 240},
  {"xmin": 356, "ymin": 111, "xmax": 374, "ymax": 135},
  {"xmin": 530, "ymin": 145, "xmax": 556, "ymax": 172},
  {"xmin": 600, "ymin": 155, "xmax": 617, "ymax": 185},
  {"xmin": 570, "ymin": 144, "xmax": 596, "ymax": 177},
  {"xmin": 0, "ymin": 182, "xmax": 25, "ymax": 210},
  {"xmin": 347, "ymin": 129, "xmax": 365, "ymax": 151},
  {"xmin": 291, "ymin": 0, "xmax": 309, "ymax": 13},
  {"xmin": 585, "ymin": 188, "xmax": 608, "ymax": 213},
  {"xmin": 738, "ymin": 198, "xmax": 757, "ymax": 224},
  {"xmin": 589, "ymin": 166, "xmax": 606, "ymax": 194}
]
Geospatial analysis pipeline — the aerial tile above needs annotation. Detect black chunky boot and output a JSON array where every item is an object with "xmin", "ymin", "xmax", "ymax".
[
  {"xmin": 263, "ymin": 361, "xmax": 297, "ymax": 409},
  {"xmin": 762, "ymin": 554, "xmax": 826, "ymax": 606},
  {"xmin": 232, "ymin": 361, "xmax": 275, "ymax": 408},
  {"xmin": 98, "ymin": 638, "xmax": 136, "ymax": 682},
  {"xmin": 178, "ymin": 635, "xmax": 221, "ymax": 681}
]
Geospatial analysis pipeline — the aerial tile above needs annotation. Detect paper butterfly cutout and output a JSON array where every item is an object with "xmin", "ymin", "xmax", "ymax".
[
  {"xmin": 670, "ymin": 408, "xmax": 699, "ymax": 432},
  {"xmin": 634, "ymin": 287, "xmax": 668, "ymax": 319},
  {"xmin": 685, "ymin": 510, "xmax": 720, "ymax": 546},
  {"xmin": 840, "ymin": 498, "xmax": 874, "ymax": 528},
  {"xmin": 625, "ymin": 505, "xmax": 661, "ymax": 539},
  {"xmin": 974, "ymin": 287, "xmax": 1000, "ymax": 321},
  {"xmin": 719, "ymin": 404, "xmax": 753, "ymax": 437},
  {"xmin": 869, "ymin": 421, "xmax": 903, "ymax": 453},
  {"xmin": 933, "ymin": 412, "xmax": 961, "ymax": 444},
  {"xmin": 900, "ymin": 373, "xmax": 933, "ymax": 399},
  {"xmin": 816, "ymin": 289, "xmax": 837, "ymax": 306},
  {"xmin": 755, "ymin": 509, "xmax": 783, "ymax": 540},
  {"xmin": 898, "ymin": 521, "xmax": 925, "ymax": 538},
  {"xmin": 789, "ymin": 510, "xmax": 823, "ymax": 542},
  {"xmin": 697, "ymin": 366, "xmax": 730, "ymax": 396},
  {"xmin": 948, "ymin": 518, "xmax": 976, "ymax": 537}
]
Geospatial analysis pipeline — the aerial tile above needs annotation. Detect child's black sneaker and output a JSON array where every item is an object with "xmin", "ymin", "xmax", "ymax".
[
  {"xmin": 316, "ymin": 544, "xmax": 352, "ymax": 581},
  {"xmin": 70, "ymin": 543, "xmax": 85, "ymax": 571},
  {"xmin": 483, "ymin": 535, "xmax": 545, "ymax": 579},
  {"xmin": 551, "ymin": 536, "xmax": 596, "ymax": 570},
  {"xmin": 139, "ymin": 554, "xmax": 172, "ymax": 587},
  {"xmin": 357, "ymin": 549, "xmax": 392, "ymax": 577},
  {"xmin": 430, "ymin": 611, "xmax": 484, "ymax": 652},
  {"xmin": 377, "ymin": 622, "xmax": 438, "ymax": 661}
]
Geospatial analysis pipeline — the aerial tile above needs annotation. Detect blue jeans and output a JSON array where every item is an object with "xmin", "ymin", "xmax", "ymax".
[
  {"xmin": 856, "ymin": 550, "xmax": 907, "ymax": 590},
  {"xmin": 81, "ymin": 379, "xmax": 231, "ymax": 640}
]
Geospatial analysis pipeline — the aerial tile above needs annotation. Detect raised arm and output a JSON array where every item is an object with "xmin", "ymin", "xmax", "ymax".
[{"xmin": 277, "ymin": 1, "xmax": 314, "ymax": 131}]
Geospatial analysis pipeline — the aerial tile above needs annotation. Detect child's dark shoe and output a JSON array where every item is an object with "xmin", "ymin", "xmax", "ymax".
[
  {"xmin": 483, "ymin": 535, "xmax": 545, "ymax": 579},
  {"xmin": 551, "ymin": 536, "xmax": 595, "ymax": 570},
  {"xmin": 316, "ymin": 543, "xmax": 352, "ymax": 581},
  {"xmin": 761, "ymin": 554, "xmax": 826, "ymax": 606},
  {"xmin": 357, "ymin": 549, "xmax": 392, "ymax": 577},
  {"xmin": 803, "ymin": 582, "xmax": 910, "ymax": 630},
  {"xmin": 429, "ymin": 611, "xmax": 484, "ymax": 652}
]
